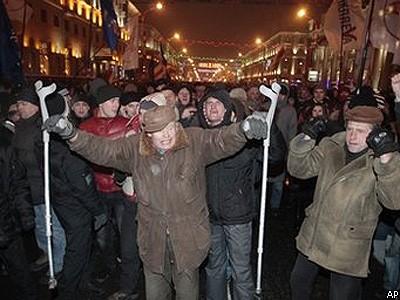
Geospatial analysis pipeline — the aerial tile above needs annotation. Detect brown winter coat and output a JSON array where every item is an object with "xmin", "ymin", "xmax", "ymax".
[
  {"xmin": 288, "ymin": 131, "xmax": 400, "ymax": 277},
  {"xmin": 69, "ymin": 122, "xmax": 247, "ymax": 273}
]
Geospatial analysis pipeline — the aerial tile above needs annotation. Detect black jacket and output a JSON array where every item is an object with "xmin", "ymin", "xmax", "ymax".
[
  {"xmin": 13, "ymin": 113, "xmax": 44, "ymax": 205},
  {"xmin": 42, "ymin": 137, "xmax": 103, "ymax": 229},
  {"xmin": 198, "ymin": 93, "xmax": 287, "ymax": 225},
  {"xmin": 0, "ymin": 126, "xmax": 34, "ymax": 247}
]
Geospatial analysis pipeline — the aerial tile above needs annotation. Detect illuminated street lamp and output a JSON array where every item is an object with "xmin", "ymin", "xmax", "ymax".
[
  {"xmin": 296, "ymin": 7, "xmax": 320, "ymax": 82},
  {"xmin": 140, "ymin": 2, "xmax": 164, "ymax": 78},
  {"xmin": 182, "ymin": 48, "xmax": 188, "ymax": 54},
  {"xmin": 173, "ymin": 33, "xmax": 181, "ymax": 41},
  {"xmin": 297, "ymin": 8, "xmax": 307, "ymax": 19}
]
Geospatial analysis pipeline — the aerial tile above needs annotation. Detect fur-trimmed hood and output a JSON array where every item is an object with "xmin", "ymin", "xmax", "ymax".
[{"xmin": 138, "ymin": 122, "xmax": 189, "ymax": 156}]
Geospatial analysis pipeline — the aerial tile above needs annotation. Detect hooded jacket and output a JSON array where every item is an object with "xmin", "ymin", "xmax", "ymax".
[
  {"xmin": 68, "ymin": 122, "xmax": 248, "ymax": 273},
  {"xmin": 197, "ymin": 91, "xmax": 286, "ymax": 224},
  {"xmin": 288, "ymin": 132, "xmax": 400, "ymax": 277}
]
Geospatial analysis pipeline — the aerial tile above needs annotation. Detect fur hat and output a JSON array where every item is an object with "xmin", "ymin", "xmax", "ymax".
[
  {"xmin": 95, "ymin": 85, "xmax": 121, "ymax": 105},
  {"xmin": 14, "ymin": 88, "xmax": 39, "ymax": 106},
  {"xmin": 141, "ymin": 106, "xmax": 176, "ymax": 132},
  {"xmin": 345, "ymin": 106, "xmax": 383, "ymax": 124}
]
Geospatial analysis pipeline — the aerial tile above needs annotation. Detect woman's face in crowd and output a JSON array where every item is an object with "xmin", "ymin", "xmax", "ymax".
[
  {"xmin": 72, "ymin": 101, "xmax": 90, "ymax": 118},
  {"xmin": 311, "ymin": 105, "xmax": 324, "ymax": 118}
]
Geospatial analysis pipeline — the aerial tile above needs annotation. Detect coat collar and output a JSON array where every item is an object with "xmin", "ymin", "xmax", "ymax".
[
  {"xmin": 328, "ymin": 132, "xmax": 374, "ymax": 180},
  {"xmin": 138, "ymin": 122, "xmax": 189, "ymax": 156}
]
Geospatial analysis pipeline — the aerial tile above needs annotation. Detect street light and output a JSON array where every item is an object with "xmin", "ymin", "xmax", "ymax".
[
  {"xmin": 297, "ymin": 8, "xmax": 307, "ymax": 19},
  {"xmin": 296, "ymin": 7, "xmax": 319, "ymax": 82},
  {"xmin": 173, "ymin": 33, "xmax": 181, "ymax": 41},
  {"xmin": 140, "ymin": 2, "xmax": 164, "ymax": 79}
]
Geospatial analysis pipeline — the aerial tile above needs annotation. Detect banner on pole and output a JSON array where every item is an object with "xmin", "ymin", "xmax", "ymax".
[
  {"xmin": 100, "ymin": 0, "xmax": 119, "ymax": 51},
  {"xmin": 324, "ymin": 0, "xmax": 366, "ymax": 52},
  {"xmin": 123, "ymin": 14, "xmax": 139, "ymax": 70},
  {"xmin": 153, "ymin": 43, "xmax": 169, "ymax": 81}
]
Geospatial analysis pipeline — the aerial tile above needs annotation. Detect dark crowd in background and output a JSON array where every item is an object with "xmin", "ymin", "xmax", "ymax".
[{"xmin": 1, "ymin": 65, "xmax": 400, "ymax": 300}]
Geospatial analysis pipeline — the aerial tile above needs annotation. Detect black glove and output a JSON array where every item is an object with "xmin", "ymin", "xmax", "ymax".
[
  {"xmin": 241, "ymin": 112, "xmax": 268, "ymax": 139},
  {"xmin": 302, "ymin": 118, "xmax": 328, "ymax": 140},
  {"xmin": 366, "ymin": 128, "xmax": 399, "ymax": 157},
  {"xmin": 93, "ymin": 213, "xmax": 108, "ymax": 232},
  {"xmin": 42, "ymin": 115, "xmax": 76, "ymax": 140}
]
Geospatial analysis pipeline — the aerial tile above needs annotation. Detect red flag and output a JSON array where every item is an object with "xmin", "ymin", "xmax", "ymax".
[
  {"xmin": 153, "ymin": 44, "xmax": 169, "ymax": 81},
  {"xmin": 268, "ymin": 47, "xmax": 285, "ymax": 71}
]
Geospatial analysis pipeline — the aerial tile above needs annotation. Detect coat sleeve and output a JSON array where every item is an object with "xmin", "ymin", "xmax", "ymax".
[
  {"xmin": 373, "ymin": 152, "xmax": 400, "ymax": 210},
  {"xmin": 10, "ymin": 153, "xmax": 35, "ymax": 231},
  {"xmin": 63, "ymin": 152, "xmax": 104, "ymax": 217},
  {"xmin": 196, "ymin": 123, "xmax": 248, "ymax": 166},
  {"xmin": 68, "ymin": 130, "xmax": 135, "ymax": 173},
  {"xmin": 287, "ymin": 133, "xmax": 325, "ymax": 179}
]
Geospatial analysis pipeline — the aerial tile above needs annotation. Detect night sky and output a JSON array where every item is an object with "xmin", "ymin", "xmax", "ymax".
[{"xmin": 135, "ymin": 0, "xmax": 332, "ymax": 58}]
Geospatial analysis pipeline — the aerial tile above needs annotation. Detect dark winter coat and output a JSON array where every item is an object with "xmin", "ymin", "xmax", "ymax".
[
  {"xmin": 13, "ymin": 113, "xmax": 44, "ymax": 205},
  {"xmin": 35, "ymin": 137, "xmax": 103, "ymax": 229},
  {"xmin": 0, "ymin": 127, "xmax": 34, "ymax": 247},
  {"xmin": 288, "ymin": 132, "xmax": 400, "ymax": 277},
  {"xmin": 198, "ymin": 97, "xmax": 287, "ymax": 225},
  {"xmin": 68, "ymin": 122, "xmax": 248, "ymax": 273}
]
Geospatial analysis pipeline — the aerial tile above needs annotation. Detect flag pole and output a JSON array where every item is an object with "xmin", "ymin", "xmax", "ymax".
[
  {"xmin": 357, "ymin": 0, "xmax": 376, "ymax": 89},
  {"xmin": 339, "ymin": 22, "xmax": 344, "ymax": 84},
  {"xmin": 20, "ymin": 0, "xmax": 28, "ymax": 62}
]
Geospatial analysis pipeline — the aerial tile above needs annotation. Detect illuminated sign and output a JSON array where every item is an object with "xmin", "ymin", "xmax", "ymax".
[{"xmin": 198, "ymin": 62, "xmax": 223, "ymax": 69}]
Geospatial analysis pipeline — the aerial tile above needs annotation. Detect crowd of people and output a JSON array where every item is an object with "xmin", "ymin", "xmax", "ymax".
[{"xmin": 0, "ymin": 68, "xmax": 400, "ymax": 300}]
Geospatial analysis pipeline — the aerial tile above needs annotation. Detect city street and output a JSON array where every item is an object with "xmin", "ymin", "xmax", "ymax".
[{"xmin": 0, "ymin": 184, "xmax": 385, "ymax": 299}]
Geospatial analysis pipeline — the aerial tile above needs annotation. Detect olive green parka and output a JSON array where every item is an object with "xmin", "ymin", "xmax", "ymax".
[{"xmin": 288, "ymin": 131, "xmax": 400, "ymax": 277}]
